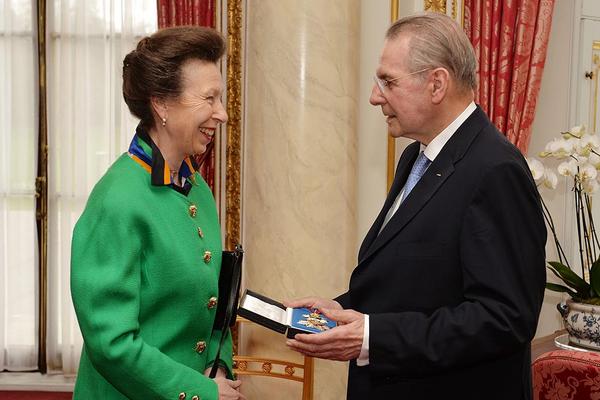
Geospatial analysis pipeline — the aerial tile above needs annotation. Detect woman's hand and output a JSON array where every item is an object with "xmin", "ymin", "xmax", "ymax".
[
  {"xmin": 214, "ymin": 377, "xmax": 245, "ymax": 400},
  {"xmin": 204, "ymin": 367, "xmax": 227, "ymax": 378}
]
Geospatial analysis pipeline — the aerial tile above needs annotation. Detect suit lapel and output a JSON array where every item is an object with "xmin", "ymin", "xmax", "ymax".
[
  {"xmin": 357, "ymin": 106, "xmax": 490, "ymax": 266},
  {"xmin": 357, "ymin": 143, "xmax": 420, "ymax": 260}
]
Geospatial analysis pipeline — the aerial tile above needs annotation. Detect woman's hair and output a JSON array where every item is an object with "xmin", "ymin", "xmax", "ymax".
[
  {"xmin": 386, "ymin": 12, "xmax": 477, "ymax": 92},
  {"xmin": 122, "ymin": 26, "xmax": 225, "ymax": 129}
]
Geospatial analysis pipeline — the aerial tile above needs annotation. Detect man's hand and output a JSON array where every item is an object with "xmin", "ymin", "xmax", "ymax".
[
  {"xmin": 284, "ymin": 296, "xmax": 343, "ymax": 312},
  {"xmin": 286, "ymin": 308, "xmax": 364, "ymax": 361}
]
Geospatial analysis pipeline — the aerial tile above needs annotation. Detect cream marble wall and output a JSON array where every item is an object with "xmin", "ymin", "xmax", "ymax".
[
  {"xmin": 242, "ymin": 1, "xmax": 360, "ymax": 399},
  {"xmin": 356, "ymin": 1, "xmax": 391, "ymax": 243}
]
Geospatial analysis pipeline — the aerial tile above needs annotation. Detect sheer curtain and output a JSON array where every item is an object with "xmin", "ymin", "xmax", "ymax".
[
  {"xmin": 0, "ymin": 0, "xmax": 38, "ymax": 372},
  {"xmin": 46, "ymin": 0, "xmax": 156, "ymax": 374}
]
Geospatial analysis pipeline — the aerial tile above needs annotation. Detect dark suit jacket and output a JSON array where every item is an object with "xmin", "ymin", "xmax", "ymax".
[{"xmin": 337, "ymin": 107, "xmax": 546, "ymax": 400}]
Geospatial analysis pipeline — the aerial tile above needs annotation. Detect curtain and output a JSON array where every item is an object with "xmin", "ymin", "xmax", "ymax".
[
  {"xmin": 464, "ymin": 0, "xmax": 555, "ymax": 154},
  {"xmin": 158, "ymin": 0, "xmax": 215, "ymax": 27},
  {"xmin": 157, "ymin": 0, "xmax": 217, "ymax": 192},
  {"xmin": 46, "ymin": 0, "xmax": 157, "ymax": 374},
  {"xmin": 0, "ymin": 0, "xmax": 38, "ymax": 372}
]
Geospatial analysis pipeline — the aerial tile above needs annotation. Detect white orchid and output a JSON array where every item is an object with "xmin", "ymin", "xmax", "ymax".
[
  {"xmin": 575, "ymin": 134, "xmax": 600, "ymax": 156},
  {"xmin": 535, "ymin": 124, "xmax": 600, "ymax": 303},
  {"xmin": 579, "ymin": 163, "xmax": 598, "ymax": 182},
  {"xmin": 588, "ymin": 152, "xmax": 600, "ymax": 168},
  {"xmin": 540, "ymin": 137, "xmax": 576, "ymax": 159},
  {"xmin": 583, "ymin": 178, "xmax": 600, "ymax": 194},
  {"xmin": 569, "ymin": 125, "xmax": 585, "ymax": 137},
  {"xmin": 562, "ymin": 124, "xmax": 586, "ymax": 139},
  {"xmin": 543, "ymin": 170, "xmax": 558, "ymax": 189},
  {"xmin": 526, "ymin": 157, "xmax": 545, "ymax": 181},
  {"xmin": 557, "ymin": 159, "xmax": 578, "ymax": 177}
]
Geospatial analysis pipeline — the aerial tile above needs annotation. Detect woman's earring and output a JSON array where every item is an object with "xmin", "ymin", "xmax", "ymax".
[{"xmin": 161, "ymin": 117, "xmax": 167, "ymax": 127}]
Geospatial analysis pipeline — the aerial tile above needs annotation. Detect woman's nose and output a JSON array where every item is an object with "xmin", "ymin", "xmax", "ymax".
[{"xmin": 214, "ymin": 99, "xmax": 228, "ymax": 124}]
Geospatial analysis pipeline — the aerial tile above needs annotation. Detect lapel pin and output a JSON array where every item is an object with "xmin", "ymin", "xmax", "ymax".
[{"xmin": 436, "ymin": 173, "xmax": 442, "ymax": 177}]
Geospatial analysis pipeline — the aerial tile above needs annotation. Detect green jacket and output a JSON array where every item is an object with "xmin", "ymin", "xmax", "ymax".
[{"xmin": 71, "ymin": 153, "xmax": 232, "ymax": 400}]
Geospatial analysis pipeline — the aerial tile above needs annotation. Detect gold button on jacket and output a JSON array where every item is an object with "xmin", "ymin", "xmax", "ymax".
[
  {"xmin": 189, "ymin": 204, "xmax": 197, "ymax": 217},
  {"xmin": 203, "ymin": 250, "xmax": 212, "ymax": 263},
  {"xmin": 207, "ymin": 297, "xmax": 218, "ymax": 309},
  {"xmin": 179, "ymin": 392, "xmax": 186, "ymax": 400},
  {"xmin": 195, "ymin": 341, "xmax": 207, "ymax": 353}
]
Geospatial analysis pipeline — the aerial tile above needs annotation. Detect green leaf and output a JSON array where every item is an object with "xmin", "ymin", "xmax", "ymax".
[
  {"xmin": 548, "ymin": 261, "xmax": 589, "ymax": 287},
  {"xmin": 590, "ymin": 259, "xmax": 600, "ymax": 297},
  {"xmin": 546, "ymin": 282, "xmax": 578, "ymax": 297},
  {"xmin": 547, "ymin": 264, "xmax": 567, "ymax": 281},
  {"xmin": 583, "ymin": 297, "xmax": 600, "ymax": 305},
  {"xmin": 547, "ymin": 261, "xmax": 590, "ymax": 295}
]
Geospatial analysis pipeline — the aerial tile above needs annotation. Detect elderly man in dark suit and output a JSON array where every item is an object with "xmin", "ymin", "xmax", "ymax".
[{"xmin": 286, "ymin": 12, "xmax": 546, "ymax": 400}]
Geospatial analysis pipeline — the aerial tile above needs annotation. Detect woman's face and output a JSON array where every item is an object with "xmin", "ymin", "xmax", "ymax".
[{"xmin": 160, "ymin": 59, "xmax": 227, "ymax": 157}]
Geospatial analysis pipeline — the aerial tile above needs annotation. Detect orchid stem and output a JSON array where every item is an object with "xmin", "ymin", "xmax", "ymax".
[{"xmin": 540, "ymin": 190, "xmax": 570, "ymax": 268}]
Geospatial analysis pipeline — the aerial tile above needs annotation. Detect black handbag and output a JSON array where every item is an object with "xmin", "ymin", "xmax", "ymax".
[{"xmin": 209, "ymin": 244, "xmax": 243, "ymax": 378}]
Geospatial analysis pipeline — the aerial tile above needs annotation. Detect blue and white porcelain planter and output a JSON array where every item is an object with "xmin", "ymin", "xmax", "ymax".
[{"xmin": 558, "ymin": 299, "xmax": 600, "ymax": 350}]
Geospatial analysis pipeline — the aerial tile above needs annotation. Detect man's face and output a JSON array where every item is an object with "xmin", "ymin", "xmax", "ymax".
[{"xmin": 370, "ymin": 36, "xmax": 431, "ymax": 140}]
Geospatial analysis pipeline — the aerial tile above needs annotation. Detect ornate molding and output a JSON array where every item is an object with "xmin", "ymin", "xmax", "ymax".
[
  {"xmin": 36, "ymin": 0, "xmax": 49, "ymax": 373},
  {"xmin": 224, "ymin": 0, "xmax": 243, "ymax": 355},
  {"xmin": 262, "ymin": 362, "xmax": 272, "ymax": 373},
  {"xmin": 225, "ymin": 0, "xmax": 242, "ymax": 251},
  {"xmin": 424, "ymin": 0, "xmax": 447, "ymax": 13},
  {"xmin": 285, "ymin": 365, "xmax": 295, "ymax": 376},
  {"xmin": 387, "ymin": 0, "xmax": 399, "ymax": 191},
  {"xmin": 591, "ymin": 41, "xmax": 600, "ymax": 132},
  {"xmin": 233, "ymin": 356, "xmax": 308, "ymax": 382}
]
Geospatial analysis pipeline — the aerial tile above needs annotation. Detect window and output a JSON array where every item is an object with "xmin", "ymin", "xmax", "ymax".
[
  {"xmin": 0, "ymin": 0, "xmax": 157, "ymax": 374},
  {"xmin": 0, "ymin": 0, "xmax": 38, "ymax": 372}
]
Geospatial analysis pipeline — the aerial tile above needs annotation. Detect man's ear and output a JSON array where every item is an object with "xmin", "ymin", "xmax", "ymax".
[
  {"xmin": 430, "ymin": 68, "xmax": 450, "ymax": 104},
  {"xmin": 150, "ymin": 96, "xmax": 168, "ymax": 121}
]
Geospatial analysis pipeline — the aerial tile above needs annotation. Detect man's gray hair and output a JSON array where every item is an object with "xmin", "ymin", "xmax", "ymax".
[{"xmin": 386, "ymin": 12, "xmax": 477, "ymax": 91}]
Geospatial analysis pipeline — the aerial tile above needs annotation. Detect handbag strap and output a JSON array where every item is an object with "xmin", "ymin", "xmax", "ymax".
[{"xmin": 209, "ymin": 244, "xmax": 243, "ymax": 378}]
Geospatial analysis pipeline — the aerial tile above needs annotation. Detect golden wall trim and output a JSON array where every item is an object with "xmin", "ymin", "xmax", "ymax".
[
  {"xmin": 387, "ymin": 0, "xmax": 399, "ymax": 191},
  {"xmin": 592, "ymin": 42, "xmax": 600, "ymax": 132},
  {"xmin": 225, "ymin": 0, "xmax": 242, "ymax": 251},
  {"xmin": 452, "ymin": 0, "xmax": 457, "ymax": 20},
  {"xmin": 424, "ymin": 0, "xmax": 447, "ymax": 13},
  {"xmin": 35, "ymin": 0, "xmax": 48, "ymax": 373}
]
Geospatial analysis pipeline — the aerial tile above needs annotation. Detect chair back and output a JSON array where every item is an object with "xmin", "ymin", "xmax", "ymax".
[
  {"xmin": 233, "ymin": 317, "xmax": 314, "ymax": 400},
  {"xmin": 532, "ymin": 349, "xmax": 600, "ymax": 399}
]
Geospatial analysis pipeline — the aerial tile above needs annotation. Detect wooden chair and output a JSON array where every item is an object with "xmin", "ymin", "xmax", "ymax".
[{"xmin": 233, "ymin": 317, "xmax": 314, "ymax": 400}]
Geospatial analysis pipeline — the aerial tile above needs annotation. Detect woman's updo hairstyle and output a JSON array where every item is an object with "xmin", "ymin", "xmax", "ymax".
[{"xmin": 122, "ymin": 26, "xmax": 225, "ymax": 129}]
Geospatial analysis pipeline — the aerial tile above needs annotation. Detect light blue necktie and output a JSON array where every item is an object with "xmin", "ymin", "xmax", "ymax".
[
  {"xmin": 401, "ymin": 151, "xmax": 431, "ymax": 203},
  {"xmin": 379, "ymin": 151, "xmax": 431, "ymax": 234}
]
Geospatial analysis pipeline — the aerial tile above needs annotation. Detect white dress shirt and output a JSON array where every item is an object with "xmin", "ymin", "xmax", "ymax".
[{"xmin": 356, "ymin": 101, "xmax": 477, "ymax": 366}]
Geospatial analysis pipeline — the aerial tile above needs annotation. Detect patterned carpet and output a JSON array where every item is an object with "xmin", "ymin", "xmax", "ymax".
[{"xmin": 0, "ymin": 392, "xmax": 72, "ymax": 400}]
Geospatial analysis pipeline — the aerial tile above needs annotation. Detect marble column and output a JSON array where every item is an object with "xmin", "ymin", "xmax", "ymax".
[{"xmin": 242, "ymin": 0, "xmax": 360, "ymax": 398}]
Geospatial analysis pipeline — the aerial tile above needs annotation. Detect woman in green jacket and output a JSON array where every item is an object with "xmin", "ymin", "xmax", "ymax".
[{"xmin": 71, "ymin": 26, "xmax": 244, "ymax": 400}]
